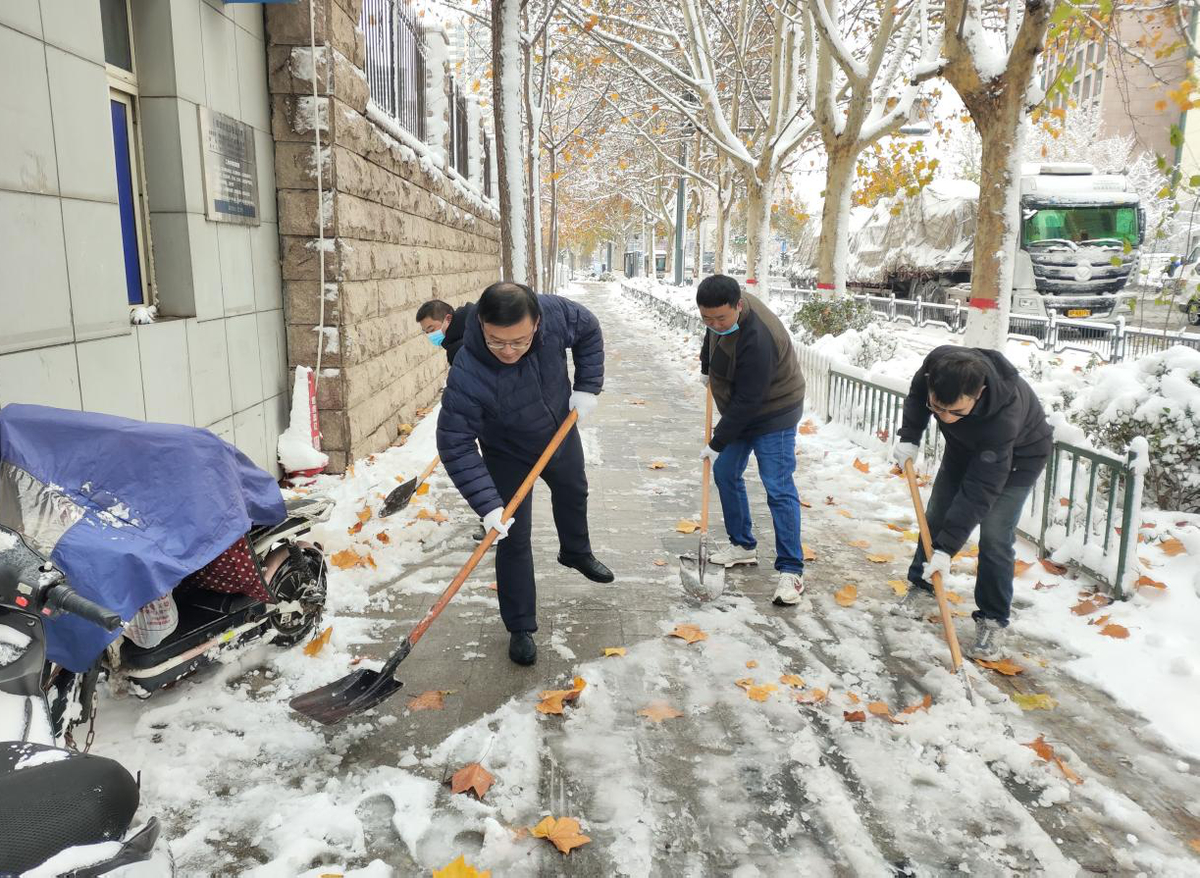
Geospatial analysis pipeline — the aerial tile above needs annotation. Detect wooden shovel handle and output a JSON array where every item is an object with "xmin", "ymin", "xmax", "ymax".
[
  {"xmin": 408, "ymin": 411, "xmax": 579, "ymax": 647},
  {"xmin": 904, "ymin": 459, "xmax": 965, "ymax": 674},
  {"xmin": 418, "ymin": 455, "xmax": 440, "ymax": 485},
  {"xmin": 700, "ymin": 386, "xmax": 714, "ymax": 534}
]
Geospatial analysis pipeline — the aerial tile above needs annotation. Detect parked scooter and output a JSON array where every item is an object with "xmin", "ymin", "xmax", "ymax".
[
  {"xmin": 0, "ymin": 529, "xmax": 160, "ymax": 875},
  {"xmin": 46, "ymin": 496, "xmax": 332, "ymax": 740}
]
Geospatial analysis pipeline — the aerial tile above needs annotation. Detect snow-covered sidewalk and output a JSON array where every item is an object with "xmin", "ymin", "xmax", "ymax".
[{"xmin": 79, "ymin": 282, "xmax": 1200, "ymax": 876}]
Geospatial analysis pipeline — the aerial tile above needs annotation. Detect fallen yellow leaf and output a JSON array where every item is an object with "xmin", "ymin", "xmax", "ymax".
[
  {"xmin": 975, "ymin": 658, "xmax": 1024, "ymax": 676},
  {"xmin": 1012, "ymin": 692, "xmax": 1057, "ymax": 711},
  {"xmin": 303, "ymin": 625, "xmax": 333, "ymax": 657},
  {"xmin": 637, "ymin": 701, "xmax": 684, "ymax": 723},
  {"xmin": 676, "ymin": 519, "xmax": 701, "ymax": 534},
  {"xmin": 900, "ymin": 694, "xmax": 932, "ymax": 714},
  {"xmin": 795, "ymin": 688, "xmax": 828, "ymax": 705},
  {"xmin": 834, "ymin": 584, "xmax": 857, "ymax": 607},
  {"xmin": 836, "ymin": 509, "xmax": 854, "ymax": 518},
  {"xmin": 867, "ymin": 701, "xmax": 891, "ymax": 716},
  {"xmin": 530, "ymin": 816, "xmax": 591, "ymax": 854},
  {"xmin": 746, "ymin": 683, "xmax": 778, "ymax": 702},
  {"xmin": 848, "ymin": 539, "xmax": 871, "ymax": 549},
  {"xmin": 667, "ymin": 624, "xmax": 707, "ymax": 644},
  {"xmin": 944, "ymin": 591, "xmax": 962, "ymax": 604},
  {"xmin": 745, "ymin": 660, "xmax": 758, "ymax": 669},
  {"xmin": 432, "ymin": 855, "xmax": 490, "ymax": 878},
  {"xmin": 357, "ymin": 507, "xmax": 372, "ymax": 524},
  {"xmin": 537, "ymin": 677, "xmax": 587, "ymax": 715},
  {"xmin": 853, "ymin": 458, "xmax": 870, "ymax": 473},
  {"xmin": 603, "ymin": 647, "xmax": 626, "ymax": 657},
  {"xmin": 888, "ymin": 579, "xmax": 909, "ymax": 596},
  {"xmin": 415, "ymin": 482, "xmax": 430, "ymax": 496},
  {"xmin": 843, "ymin": 710, "xmax": 867, "ymax": 722},
  {"xmin": 1159, "ymin": 537, "xmax": 1186, "ymax": 556},
  {"xmin": 803, "ymin": 544, "xmax": 817, "ymax": 561},
  {"xmin": 780, "ymin": 674, "xmax": 805, "ymax": 688},
  {"xmin": 1099, "ymin": 623, "xmax": 1130, "ymax": 639},
  {"xmin": 866, "ymin": 554, "xmax": 893, "ymax": 564},
  {"xmin": 409, "ymin": 690, "xmax": 451, "ymax": 711},
  {"xmin": 648, "ymin": 461, "xmax": 667, "ymax": 470},
  {"xmin": 1136, "ymin": 575, "xmax": 1166, "ymax": 590}
]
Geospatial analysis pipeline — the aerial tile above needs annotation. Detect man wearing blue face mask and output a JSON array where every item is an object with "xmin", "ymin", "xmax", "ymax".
[
  {"xmin": 417, "ymin": 299, "xmax": 471, "ymax": 366},
  {"xmin": 697, "ymin": 274, "xmax": 808, "ymax": 606}
]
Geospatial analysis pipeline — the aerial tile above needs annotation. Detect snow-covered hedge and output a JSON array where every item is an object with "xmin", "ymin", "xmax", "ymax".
[
  {"xmin": 1066, "ymin": 347, "xmax": 1200, "ymax": 512},
  {"xmin": 791, "ymin": 297, "xmax": 896, "ymax": 369}
]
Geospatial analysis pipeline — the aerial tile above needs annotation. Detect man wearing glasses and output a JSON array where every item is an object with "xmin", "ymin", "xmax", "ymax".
[
  {"xmin": 891, "ymin": 346, "xmax": 1052, "ymax": 660},
  {"xmin": 436, "ymin": 282, "xmax": 612, "ymax": 666}
]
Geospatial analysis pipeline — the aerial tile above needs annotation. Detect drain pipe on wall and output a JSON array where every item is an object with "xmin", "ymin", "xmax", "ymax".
[{"xmin": 310, "ymin": 0, "xmax": 328, "ymax": 382}]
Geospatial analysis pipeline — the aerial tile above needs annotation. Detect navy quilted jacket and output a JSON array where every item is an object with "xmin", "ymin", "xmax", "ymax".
[{"xmin": 436, "ymin": 295, "xmax": 604, "ymax": 516}]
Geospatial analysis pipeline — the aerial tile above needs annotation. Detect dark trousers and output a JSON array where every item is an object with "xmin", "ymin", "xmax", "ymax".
[
  {"xmin": 907, "ymin": 466, "xmax": 1034, "ymax": 627},
  {"xmin": 483, "ymin": 426, "xmax": 591, "ymax": 632}
]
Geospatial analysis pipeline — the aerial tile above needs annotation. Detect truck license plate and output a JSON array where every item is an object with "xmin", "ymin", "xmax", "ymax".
[{"xmin": 1067, "ymin": 309, "xmax": 1091, "ymax": 318}]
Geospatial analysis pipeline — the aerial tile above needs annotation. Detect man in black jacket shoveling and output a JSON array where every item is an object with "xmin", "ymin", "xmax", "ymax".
[
  {"xmin": 696, "ymin": 275, "xmax": 808, "ymax": 607},
  {"xmin": 436, "ymin": 282, "xmax": 613, "ymax": 666},
  {"xmin": 892, "ymin": 346, "xmax": 1052, "ymax": 660}
]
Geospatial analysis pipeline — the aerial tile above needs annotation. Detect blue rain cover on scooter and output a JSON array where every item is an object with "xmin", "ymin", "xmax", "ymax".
[{"xmin": 0, "ymin": 404, "xmax": 286, "ymax": 672}]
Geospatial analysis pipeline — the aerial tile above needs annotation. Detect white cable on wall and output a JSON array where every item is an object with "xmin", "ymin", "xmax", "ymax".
[{"xmin": 310, "ymin": 0, "xmax": 328, "ymax": 384}]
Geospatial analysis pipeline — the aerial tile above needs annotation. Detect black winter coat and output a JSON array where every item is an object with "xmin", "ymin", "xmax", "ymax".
[
  {"xmin": 441, "ymin": 305, "xmax": 471, "ymax": 366},
  {"xmin": 436, "ymin": 295, "xmax": 604, "ymax": 516},
  {"xmin": 898, "ymin": 345, "xmax": 1053, "ymax": 555}
]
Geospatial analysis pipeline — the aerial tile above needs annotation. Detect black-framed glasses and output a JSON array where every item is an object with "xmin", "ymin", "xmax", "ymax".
[
  {"xmin": 926, "ymin": 395, "xmax": 979, "ymax": 417},
  {"xmin": 484, "ymin": 335, "xmax": 535, "ymax": 351}
]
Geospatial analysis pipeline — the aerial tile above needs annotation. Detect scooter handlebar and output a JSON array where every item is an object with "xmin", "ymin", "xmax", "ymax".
[{"xmin": 45, "ymin": 585, "xmax": 124, "ymax": 632}]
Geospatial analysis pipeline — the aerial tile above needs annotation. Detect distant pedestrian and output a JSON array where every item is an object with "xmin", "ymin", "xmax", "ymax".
[
  {"xmin": 891, "ymin": 346, "xmax": 1052, "ymax": 660},
  {"xmin": 436, "ymin": 282, "xmax": 613, "ymax": 666},
  {"xmin": 416, "ymin": 299, "xmax": 470, "ymax": 366},
  {"xmin": 417, "ymin": 299, "xmax": 485, "ymax": 540},
  {"xmin": 695, "ymin": 274, "xmax": 808, "ymax": 606}
]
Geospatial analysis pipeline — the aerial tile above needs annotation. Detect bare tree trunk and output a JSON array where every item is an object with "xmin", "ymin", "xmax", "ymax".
[
  {"xmin": 714, "ymin": 166, "xmax": 733, "ymax": 274},
  {"xmin": 816, "ymin": 146, "xmax": 857, "ymax": 295},
  {"xmin": 492, "ymin": 0, "xmax": 527, "ymax": 282},
  {"xmin": 745, "ymin": 173, "xmax": 773, "ymax": 285},
  {"xmin": 545, "ymin": 147, "xmax": 558, "ymax": 291},
  {"xmin": 522, "ymin": 34, "xmax": 542, "ymax": 289},
  {"xmin": 664, "ymin": 222, "xmax": 675, "ymax": 276},
  {"xmin": 693, "ymin": 194, "xmax": 704, "ymax": 282}
]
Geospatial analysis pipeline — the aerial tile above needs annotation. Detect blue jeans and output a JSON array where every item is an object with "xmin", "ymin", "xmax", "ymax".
[
  {"xmin": 712, "ymin": 428, "xmax": 804, "ymax": 574},
  {"xmin": 907, "ymin": 469, "xmax": 1034, "ymax": 626}
]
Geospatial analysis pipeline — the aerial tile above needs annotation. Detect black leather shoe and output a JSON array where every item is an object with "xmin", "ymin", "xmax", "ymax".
[
  {"xmin": 508, "ymin": 631, "xmax": 537, "ymax": 666},
  {"xmin": 557, "ymin": 552, "xmax": 615, "ymax": 583}
]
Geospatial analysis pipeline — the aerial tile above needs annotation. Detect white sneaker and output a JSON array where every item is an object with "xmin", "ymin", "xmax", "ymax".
[
  {"xmin": 966, "ymin": 617, "xmax": 1007, "ymax": 661},
  {"xmin": 708, "ymin": 543, "xmax": 758, "ymax": 568},
  {"xmin": 890, "ymin": 584, "xmax": 935, "ymax": 619},
  {"xmin": 772, "ymin": 572, "xmax": 805, "ymax": 606}
]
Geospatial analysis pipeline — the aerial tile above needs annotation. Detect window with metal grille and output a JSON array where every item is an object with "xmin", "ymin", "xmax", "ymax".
[
  {"xmin": 447, "ymin": 76, "xmax": 469, "ymax": 177},
  {"xmin": 482, "ymin": 136, "xmax": 492, "ymax": 199},
  {"xmin": 360, "ymin": 0, "xmax": 427, "ymax": 140}
]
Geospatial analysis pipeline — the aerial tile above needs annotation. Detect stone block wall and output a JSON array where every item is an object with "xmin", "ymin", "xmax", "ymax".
[{"xmin": 265, "ymin": 0, "xmax": 500, "ymax": 472}]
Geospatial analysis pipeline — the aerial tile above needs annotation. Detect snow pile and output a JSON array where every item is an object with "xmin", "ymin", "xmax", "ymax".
[{"xmin": 277, "ymin": 367, "xmax": 329, "ymax": 474}]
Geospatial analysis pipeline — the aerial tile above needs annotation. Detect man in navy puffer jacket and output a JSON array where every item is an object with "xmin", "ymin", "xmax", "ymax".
[{"xmin": 436, "ymin": 282, "xmax": 613, "ymax": 666}]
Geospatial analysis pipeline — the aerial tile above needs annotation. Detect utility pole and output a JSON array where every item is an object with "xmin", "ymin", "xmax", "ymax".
[{"xmin": 673, "ymin": 139, "xmax": 687, "ymax": 285}]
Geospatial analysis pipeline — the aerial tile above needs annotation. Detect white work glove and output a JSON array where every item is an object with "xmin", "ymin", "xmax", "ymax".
[
  {"xmin": 481, "ymin": 507, "xmax": 512, "ymax": 542},
  {"xmin": 699, "ymin": 445, "xmax": 720, "ymax": 464},
  {"xmin": 568, "ymin": 390, "xmax": 599, "ymax": 421},
  {"xmin": 699, "ymin": 374, "xmax": 709, "ymax": 386},
  {"xmin": 891, "ymin": 442, "xmax": 919, "ymax": 469},
  {"xmin": 921, "ymin": 550, "xmax": 953, "ymax": 584}
]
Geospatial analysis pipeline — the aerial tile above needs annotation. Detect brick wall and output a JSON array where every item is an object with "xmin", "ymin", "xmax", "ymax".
[{"xmin": 265, "ymin": 0, "xmax": 500, "ymax": 472}]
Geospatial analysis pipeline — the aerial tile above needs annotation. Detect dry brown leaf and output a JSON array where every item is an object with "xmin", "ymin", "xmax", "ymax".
[
  {"xmin": 734, "ymin": 677, "xmax": 755, "ymax": 690},
  {"xmin": 834, "ymin": 584, "xmax": 858, "ymax": 607},
  {"xmin": 745, "ymin": 660, "xmax": 758, "ymax": 669},
  {"xmin": 944, "ymin": 591, "xmax": 962, "ymax": 605},
  {"xmin": 886, "ymin": 523, "xmax": 905, "ymax": 532},
  {"xmin": 846, "ymin": 692, "xmax": 861, "ymax": 704},
  {"xmin": 825, "ymin": 496, "xmax": 837, "ymax": 505},
  {"xmin": 648, "ymin": 461, "xmax": 667, "ymax": 470},
  {"xmin": 1159, "ymin": 537, "xmax": 1186, "ymax": 556},
  {"xmin": 409, "ymin": 690, "xmax": 450, "ymax": 711},
  {"xmin": 653, "ymin": 559, "xmax": 667, "ymax": 567},
  {"xmin": 888, "ymin": 579, "xmax": 909, "ymax": 596},
  {"xmin": 1089, "ymin": 613, "xmax": 1111, "ymax": 628},
  {"xmin": 795, "ymin": 688, "xmax": 828, "ymax": 705},
  {"xmin": 449, "ymin": 763, "xmax": 496, "ymax": 800},
  {"xmin": 1022, "ymin": 736, "xmax": 1083, "ymax": 785},
  {"xmin": 357, "ymin": 507, "xmax": 372, "ymax": 524},
  {"xmin": 376, "ymin": 531, "xmax": 391, "ymax": 544},
  {"xmin": 1014, "ymin": 560, "xmax": 1034, "ymax": 576},
  {"xmin": 667, "ymin": 624, "xmax": 707, "ymax": 644},
  {"xmin": 676, "ymin": 519, "xmax": 701, "ymax": 534},
  {"xmin": 303, "ymin": 625, "xmax": 333, "ymax": 657},
  {"xmin": 486, "ymin": 581, "xmax": 498, "ymax": 591},
  {"xmin": 803, "ymin": 544, "xmax": 817, "ymax": 561},
  {"xmin": 415, "ymin": 482, "xmax": 430, "ymax": 496},
  {"xmin": 848, "ymin": 539, "xmax": 871, "ymax": 549},
  {"xmin": 800, "ymin": 499, "xmax": 813, "ymax": 508},
  {"xmin": 347, "ymin": 520, "xmax": 364, "ymax": 536},
  {"xmin": 330, "ymin": 548, "xmax": 371, "ymax": 570},
  {"xmin": 1071, "ymin": 597, "xmax": 1105, "ymax": 616},
  {"xmin": 603, "ymin": 647, "xmax": 626, "ymax": 657},
  {"xmin": 531, "ymin": 816, "xmax": 591, "ymax": 855},
  {"xmin": 1189, "ymin": 839, "xmax": 1200, "ymax": 854},
  {"xmin": 868, "ymin": 701, "xmax": 891, "ymax": 716},
  {"xmin": 1033, "ymin": 580, "xmax": 1058, "ymax": 590},
  {"xmin": 416, "ymin": 508, "xmax": 449, "ymax": 523},
  {"xmin": 853, "ymin": 458, "xmax": 870, "ymax": 473},
  {"xmin": 536, "ymin": 677, "xmax": 587, "ymax": 715},
  {"xmin": 798, "ymin": 421, "xmax": 818, "ymax": 435},
  {"xmin": 397, "ymin": 423, "xmax": 414, "ymax": 436},
  {"xmin": 1040, "ymin": 558, "xmax": 1068, "ymax": 575},
  {"xmin": 866, "ymin": 554, "xmax": 893, "ymax": 564},
  {"xmin": 975, "ymin": 658, "xmax": 1024, "ymax": 676},
  {"xmin": 1099, "ymin": 623, "xmax": 1130, "ymax": 639},
  {"xmin": 1136, "ymin": 575, "xmax": 1167, "ymax": 590},
  {"xmin": 627, "ymin": 398, "xmax": 646, "ymax": 406},
  {"xmin": 843, "ymin": 710, "xmax": 867, "ymax": 723},
  {"xmin": 779, "ymin": 674, "xmax": 805, "ymax": 688},
  {"xmin": 638, "ymin": 701, "xmax": 684, "ymax": 723},
  {"xmin": 900, "ymin": 694, "xmax": 933, "ymax": 715},
  {"xmin": 745, "ymin": 683, "xmax": 778, "ymax": 702},
  {"xmin": 836, "ymin": 510, "xmax": 854, "ymax": 519}
]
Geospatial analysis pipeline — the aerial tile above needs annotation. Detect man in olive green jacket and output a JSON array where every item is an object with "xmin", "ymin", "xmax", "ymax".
[{"xmin": 697, "ymin": 275, "xmax": 808, "ymax": 606}]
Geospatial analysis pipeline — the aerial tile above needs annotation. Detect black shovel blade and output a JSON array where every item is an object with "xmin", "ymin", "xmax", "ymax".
[
  {"xmin": 70, "ymin": 817, "xmax": 161, "ymax": 877},
  {"xmin": 290, "ymin": 639, "xmax": 411, "ymax": 725},
  {"xmin": 380, "ymin": 477, "xmax": 418, "ymax": 518}
]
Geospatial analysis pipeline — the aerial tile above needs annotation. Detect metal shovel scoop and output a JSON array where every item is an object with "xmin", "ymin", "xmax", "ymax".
[
  {"xmin": 680, "ymin": 387, "xmax": 726, "ymax": 600},
  {"xmin": 380, "ymin": 455, "xmax": 440, "ymax": 518}
]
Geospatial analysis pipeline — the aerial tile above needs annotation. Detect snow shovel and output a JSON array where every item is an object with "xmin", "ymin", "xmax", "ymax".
[
  {"xmin": 903, "ymin": 459, "xmax": 975, "ymax": 704},
  {"xmin": 680, "ymin": 386, "xmax": 725, "ymax": 600},
  {"xmin": 380, "ymin": 455, "xmax": 440, "ymax": 517},
  {"xmin": 290, "ymin": 411, "xmax": 580, "ymax": 725}
]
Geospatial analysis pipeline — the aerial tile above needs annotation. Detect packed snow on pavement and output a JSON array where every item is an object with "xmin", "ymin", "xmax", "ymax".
[{"xmin": 20, "ymin": 282, "xmax": 1200, "ymax": 876}]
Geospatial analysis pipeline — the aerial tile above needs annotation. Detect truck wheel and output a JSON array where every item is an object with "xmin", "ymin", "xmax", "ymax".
[
  {"xmin": 921, "ymin": 280, "xmax": 946, "ymax": 304},
  {"xmin": 1189, "ymin": 299, "xmax": 1200, "ymax": 326}
]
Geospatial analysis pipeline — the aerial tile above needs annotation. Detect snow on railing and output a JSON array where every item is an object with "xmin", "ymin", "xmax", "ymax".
[
  {"xmin": 622, "ymin": 280, "xmax": 1148, "ymax": 598},
  {"xmin": 767, "ymin": 286, "xmax": 1200, "ymax": 364}
]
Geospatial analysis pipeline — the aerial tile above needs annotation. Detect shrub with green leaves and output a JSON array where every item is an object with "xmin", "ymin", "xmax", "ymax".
[{"xmin": 791, "ymin": 296, "xmax": 875, "ymax": 343}]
